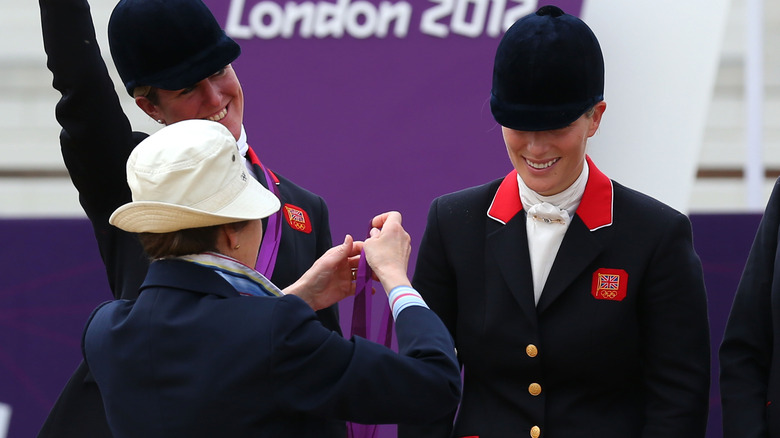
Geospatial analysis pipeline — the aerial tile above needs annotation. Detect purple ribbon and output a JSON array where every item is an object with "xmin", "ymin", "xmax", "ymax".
[
  {"xmin": 246, "ymin": 147, "xmax": 282, "ymax": 278},
  {"xmin": 348, "ymin": 228, "xmax": 394, "ymax": 438},
  {"xmin": 255, "ymin": 164, "xmax": 281, "ymax": 278}
]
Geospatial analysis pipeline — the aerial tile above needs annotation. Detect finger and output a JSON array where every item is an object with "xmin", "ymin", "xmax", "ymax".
[
  {"xmin": 350, "ymin": 240, "xmax": 364, "ymax": 256},
  {"xmin": 342, "ymin": 234, "xmax": 353, "ymax": 250},
  {"xmin": 324, "ymin": 235, "xmax": 353, "ymax": 259},
  {"xmin": 371, "ymin": 211, "xmax": 401, "ymax": 229},
  {"xmin": 348, "ymin": 253, "xmax": 361, "ymax": 264},
  {"xmin": 371, "ymin": 212, "xmax": 389, "ymax": 228}
]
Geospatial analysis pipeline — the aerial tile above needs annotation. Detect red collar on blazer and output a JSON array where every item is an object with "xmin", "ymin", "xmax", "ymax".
[
  {"xmin": 487, "ymin": 155, "xmax": 613, "ymax": 231},
  {"xmin": 245, "ymin": 146, "xmax": 280, "ymax": 185}
]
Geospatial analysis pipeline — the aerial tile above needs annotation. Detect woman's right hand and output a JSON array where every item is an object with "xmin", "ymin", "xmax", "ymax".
[{"xmin": 363, "ymin": 211, "xmax": 412, "ymax": 295}]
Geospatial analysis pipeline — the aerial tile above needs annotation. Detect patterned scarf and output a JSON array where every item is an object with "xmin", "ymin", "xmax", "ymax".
[{"xmin": 177, "ymin": 252, "xmax": 283, "ymax": 297}]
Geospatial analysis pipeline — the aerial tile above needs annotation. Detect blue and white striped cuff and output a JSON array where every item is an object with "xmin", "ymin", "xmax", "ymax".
[{"xmin": 387, "ymin": 286, "xmax": 429, "ymax": 320}]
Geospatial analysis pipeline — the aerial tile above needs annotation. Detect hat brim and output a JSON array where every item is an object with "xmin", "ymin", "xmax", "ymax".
[
  {"xmin": 491, "ymin": 94, "xmax": 602, "ymax": 131},
  {"xmin": 124, "ymin": 34, "xmax": 240, "ymax": 96},
  {"xmin": 109, "ymin": 177, "xmax": 280, "ymax": 233}
]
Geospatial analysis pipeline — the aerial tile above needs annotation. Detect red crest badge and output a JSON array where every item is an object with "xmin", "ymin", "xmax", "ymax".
[
  {"xmin": 283, "ymin": 204, "xmax": 312, "ymax": 234},
  {"xmin": 591, "ymin": 268, "xmax": 628, "ymax": 301}
]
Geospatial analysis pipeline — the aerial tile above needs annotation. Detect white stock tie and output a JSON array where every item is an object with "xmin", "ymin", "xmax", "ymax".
[{"xmin": 526, "ymin": 202, "xmax": 570, "ymax": 305}]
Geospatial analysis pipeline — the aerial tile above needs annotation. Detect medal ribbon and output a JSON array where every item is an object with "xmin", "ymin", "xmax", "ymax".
[
  {"xmin": 347, "ymin": 226, "xmax": 394, "ymax": 438},
  {"xmin": 246, "ymin": 147, "xmax": 282, "ymax": 279}
]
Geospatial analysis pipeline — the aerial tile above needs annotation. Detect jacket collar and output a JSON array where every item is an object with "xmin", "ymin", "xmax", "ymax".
[
  {"xmin": 246, "ymin": 146, "xmax": 280, "ymax": 185},
  {"xmin": 141, "ymin": 258, "xmax": 241, "ymax": 299},
  {"xmin": 487, "ymin": 155, "xmax": 613, "ymax": 231}
]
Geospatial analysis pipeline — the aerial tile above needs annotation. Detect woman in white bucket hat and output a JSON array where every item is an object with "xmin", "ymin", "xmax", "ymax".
[
  {"xmin": 38, "ymin": 0, "xmax": 341, "ymax": 435},
  {"xmin": 83, "ymin": 120, "xmax": 461, "ymax": 438}
]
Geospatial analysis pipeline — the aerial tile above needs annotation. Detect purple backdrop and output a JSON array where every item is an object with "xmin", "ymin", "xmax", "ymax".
[{"xmin": 0, "ymin": 220, "xmax": 110, "ymax": 438}]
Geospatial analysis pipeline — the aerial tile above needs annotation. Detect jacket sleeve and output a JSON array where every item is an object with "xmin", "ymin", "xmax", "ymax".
[
  {"xmin": 719, "ymin": 178, "xmax": 780, "ymax": 438},
  {"xmin": 269, "ymin": 295, "xmax": 461, "ymax": 425},
  {"xmin": 397, "ymin": 196, "xmax": 461, "ymax": 438},
  {"xmin": 638, "ymin": 211, "xmax": 711, "ymax": 437},
  {"xmin": 40, "ymin": 0, "xmax": 148, "ymax": 299}
]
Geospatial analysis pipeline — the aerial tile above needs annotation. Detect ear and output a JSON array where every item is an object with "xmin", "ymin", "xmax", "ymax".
[
  {"xmin": 587, "ymin": 100, "xmax": 607, "ymax": 137},
  {"xmin": 215, "ymin": 224, "xmax": 241, "ymax": 256},
  {"xmin": 135, "ymin": 96, "xmax": 163, "ymax": 123}
]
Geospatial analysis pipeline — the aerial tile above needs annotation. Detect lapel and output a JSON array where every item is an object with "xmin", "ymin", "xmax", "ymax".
[
  {"xmin": 486, "ymin": 156, "xmax": 615, "ymax": 315},
  {"xmin": 486, "ymin": 172, "xmax": 537, "ymax": 321},
  {"xmin": 486, "ymin": 211, "xmax": 538, "ymax": 323},
  {"xmin": 536, "ymin": 216, "xmax": 603, "ymax": 312},
  {"xmin": 245, "ymin": 145, "xmax": 279, "ymax": 191}
]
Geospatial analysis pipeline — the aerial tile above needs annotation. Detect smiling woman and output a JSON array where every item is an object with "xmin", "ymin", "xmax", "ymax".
[{"xmin": 401, "ymin": 6, "xmax": 711, "ymax": 438}]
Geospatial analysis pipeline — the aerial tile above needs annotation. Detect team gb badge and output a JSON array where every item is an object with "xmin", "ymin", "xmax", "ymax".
[
  {"xmin": 283, "ymin": 204, "xmax": 312, "ymax": 234},
  {"xmin": 591, "ymin": 268, "xmax": 628, "ymax": 301}
]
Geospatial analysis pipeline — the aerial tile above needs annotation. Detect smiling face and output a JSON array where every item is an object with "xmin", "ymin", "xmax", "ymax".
[
  {"xmin": 502, "ymin": 101, "xmax": 606, "ymax": 196},
  {"xmin": 135, "ymin": 65, "xmax": 244, "ymax": 140}
]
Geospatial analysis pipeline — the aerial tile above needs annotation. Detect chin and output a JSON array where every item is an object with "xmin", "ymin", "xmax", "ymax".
[
  {"xmin": 223, "ymin": 121, "xmax": 241, "ymax": 140},
  {"xmin": 529, "ymin": 184, "xmax": 558, "ymax": 196}
]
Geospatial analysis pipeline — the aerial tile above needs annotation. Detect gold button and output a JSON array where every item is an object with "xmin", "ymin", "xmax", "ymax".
[
  {"xmin": 528, "ymin": 383, "xmax": 542, "ymax": 396},
  {"xmin": 530, "ymin": 425, "xmax": 541, "ymax": 438},
  {"xmin": 526, "ymin": 344, "xmax": 538, "ymax": 357}
]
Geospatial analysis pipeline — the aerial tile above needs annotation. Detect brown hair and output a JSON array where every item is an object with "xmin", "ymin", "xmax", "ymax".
[
  {"xmin": 133, "ymin": 85, "xmax": 160, "ymax": 105},
  {"xmin": 137, "ymin": 221, "xmax": 249, "ymax": 259}
]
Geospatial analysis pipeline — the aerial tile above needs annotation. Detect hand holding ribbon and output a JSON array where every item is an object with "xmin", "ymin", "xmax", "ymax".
[
  {"xmin": 347, "ymin": 212, "xmax": 408, "ymax": 438},
  {"xmin": 282, "ymin": 235, "xmax": 361, "ymax": 311}
]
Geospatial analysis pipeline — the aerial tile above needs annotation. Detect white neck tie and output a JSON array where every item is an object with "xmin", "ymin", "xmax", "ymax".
[{"xmin": 525, "ymin": 202, "xmax": 570, "ymax": 304}]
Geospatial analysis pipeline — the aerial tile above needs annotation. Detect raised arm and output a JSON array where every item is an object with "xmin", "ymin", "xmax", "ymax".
[{"xmin": 40, "ymin": 0, "xmax": 149, "ymax": 298}]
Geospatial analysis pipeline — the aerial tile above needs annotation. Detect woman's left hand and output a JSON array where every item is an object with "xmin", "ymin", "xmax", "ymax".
[{"xmin": 283, "ymin": 234, "xmax": 362, "ymax": 311}]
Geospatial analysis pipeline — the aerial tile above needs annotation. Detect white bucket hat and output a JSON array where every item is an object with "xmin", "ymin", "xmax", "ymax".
[{"xmin": 109, "ymin": 119, "xmax": 280, "ymax": 233}]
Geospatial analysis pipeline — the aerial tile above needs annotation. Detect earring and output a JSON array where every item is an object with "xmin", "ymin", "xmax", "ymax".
[
  {"xmin": 156, "ymin": 119, "xmax": 165, "ymax": 124},
  {"xmin": 234, "ymin": 244, "xmax": 240, "ymax": 250}
]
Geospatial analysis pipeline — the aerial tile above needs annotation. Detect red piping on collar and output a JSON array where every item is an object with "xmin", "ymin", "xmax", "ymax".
[
  {"xmin": 486, "ymin": 169, "xmax": 522, "ymax": 225},
  {"xmin": 487, "ymin": 155, "xmax": 613, "ymax": 231},
  {"xmin": 245, "ymin": 146, "xmax": 280, "ymax": 185}
]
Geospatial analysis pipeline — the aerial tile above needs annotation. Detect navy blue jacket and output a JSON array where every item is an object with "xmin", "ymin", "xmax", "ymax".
[
  {"xmin": 400, "ymin": 158, "xmax": 711, "ymax": 438},
  {"xmin": 83, "ymin": 259, "xmax": 461, "ymax": 437},
  {"xmin": 37, "ymin": 0, "xmax": 338, "ymax": 435},
  {"xmin": 720, "ymin": 178, "xmax": 780, "ymax": 437}
]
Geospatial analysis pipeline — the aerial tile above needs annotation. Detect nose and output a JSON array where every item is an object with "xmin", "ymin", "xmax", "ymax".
[
  {"xmin": 197, "ymin": 78, "xmax": 222, "ymax": 107},
  {"xmin": 526, "ymin": 133, "xmax": 546, "ymax": 152}
]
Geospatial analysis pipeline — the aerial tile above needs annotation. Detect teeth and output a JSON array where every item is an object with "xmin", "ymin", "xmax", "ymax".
[
  {"xmin": 527, "ymin": 158, "xmax": 559, "ymax": 169},
  {"xmin": 207, "ymin": 108, "xmax": 227, "ymax": 122}
]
